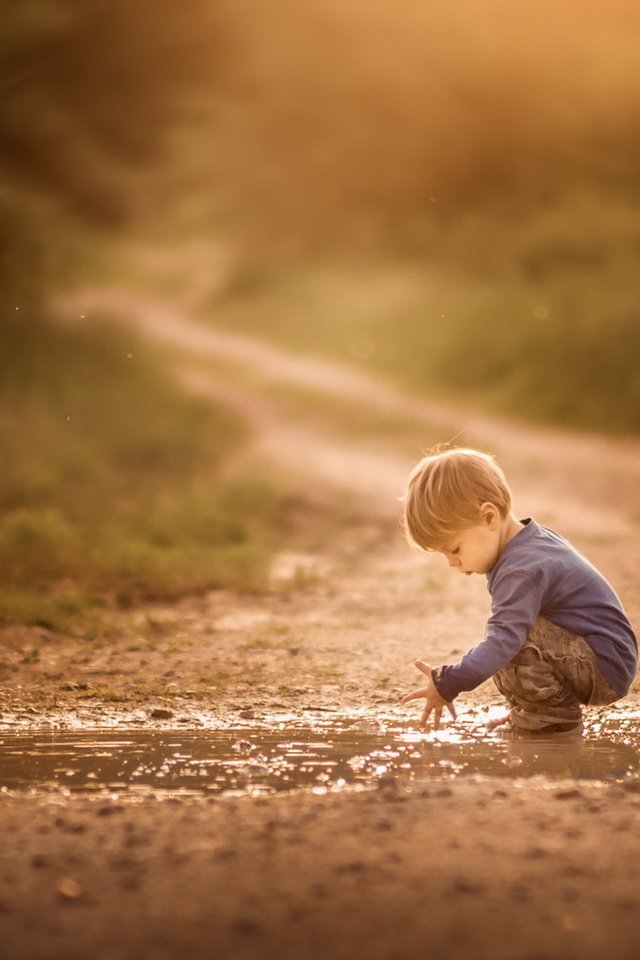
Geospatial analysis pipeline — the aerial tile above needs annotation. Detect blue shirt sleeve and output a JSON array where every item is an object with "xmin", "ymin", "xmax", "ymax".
[{"xmin": 433, "ymin": 568, "xmax": 545, "ymax": 701}]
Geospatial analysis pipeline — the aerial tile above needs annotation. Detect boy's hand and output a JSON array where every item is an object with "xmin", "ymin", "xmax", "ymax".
[{"xmin": 401, "ymin": 660, "xmax": 457, "ymax": 729}]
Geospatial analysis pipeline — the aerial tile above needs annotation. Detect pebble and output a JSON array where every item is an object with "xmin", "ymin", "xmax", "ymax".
[
  {"xmin": 621, "ymin": 780, "xmax": 640, "ymax": 793},
  {"xmin": 451, "ymin": 878, "xmax": 483, "ymax": 895},
  {"xmin": 232, "ymin": 918, "xmax": 261, "ymax": 935},
  {"xmin": 56, "ymin": 876, "xmax": 83, "ymax": 900},
  {"xmin": 524, "ymin": 846, "xmax": 549, "ymax": 860},
  {"xmin": 96, "ymin": 805, "xmax": 124, "ymax": 817}
]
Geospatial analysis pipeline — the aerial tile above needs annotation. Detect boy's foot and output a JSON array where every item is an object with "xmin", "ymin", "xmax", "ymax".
[
  {"xmin": 487, "ymin": 714, "xmax": 510, "ymax": 732},
  {"xmin": 504, "ymin": 721, "xmax": 584, "ymax": 739}
]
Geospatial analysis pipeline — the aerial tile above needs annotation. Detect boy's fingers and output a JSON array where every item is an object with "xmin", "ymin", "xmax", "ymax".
[
  {"xmin": 414, "ymin": 660, "xmax": 433, "ymax": 677},
  {"xmin": 401, "ymin": 688, "xmax": 427, "ymax": 705},
  {"xmin": 433, "ymin": 707, "xmax": 443, "ymax": 730},
  {"xmin": 447, "ymin": 702, "xmax": 457, "ymax": 720}
]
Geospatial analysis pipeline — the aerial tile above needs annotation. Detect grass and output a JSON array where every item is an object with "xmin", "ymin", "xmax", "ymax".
[
  {"xmin": 202, "ymin": 190, "xmax": 640, "ymax": 436},
  {"xmin": 0, "ymin": 311, "xmax": 293, "ymax": 631}
]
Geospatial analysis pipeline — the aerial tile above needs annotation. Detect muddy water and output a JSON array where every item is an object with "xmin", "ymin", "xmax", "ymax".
[{"xmin": 0, "ymin": 711, "xmax": 638, "ymax": 799}]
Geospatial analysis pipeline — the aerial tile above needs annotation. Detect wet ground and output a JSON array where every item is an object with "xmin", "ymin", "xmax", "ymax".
[{"xmin": 1, "ymin": 708, "xmax": 638, "ymax": 799}]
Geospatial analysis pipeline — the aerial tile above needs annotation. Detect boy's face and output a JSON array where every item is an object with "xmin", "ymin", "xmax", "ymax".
[{"xmin": 437, "ymin": 516, "xmax": 502, "ymax": 576}]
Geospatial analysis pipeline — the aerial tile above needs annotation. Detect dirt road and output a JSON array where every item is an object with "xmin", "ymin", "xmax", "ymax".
[{"xmin": 1, "ymin": 285, "xmax": 639, "ymax": 960}]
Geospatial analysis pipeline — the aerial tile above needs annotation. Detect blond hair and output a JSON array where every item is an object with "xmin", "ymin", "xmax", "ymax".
[{"xmin": 402, "ymin": 447, "xmax": 512, "ymax": 550}]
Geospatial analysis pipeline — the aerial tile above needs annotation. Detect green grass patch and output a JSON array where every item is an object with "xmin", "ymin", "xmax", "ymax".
[
  {"xmin": 203, "ymin": 192, "xmax": 640, "ymax": 435},
  {"xmin": 0, "ymin": 312, "xmax": 290, "ymax": 630}
]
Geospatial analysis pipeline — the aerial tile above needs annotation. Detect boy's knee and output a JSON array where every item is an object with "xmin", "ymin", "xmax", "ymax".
[
  {"xmin": 496, "ymin": 654, "xmax": 572, "ymax": 705},
  {"xmin": 503, "ymin": 616, "xmax": 620, "ymax": 708}
]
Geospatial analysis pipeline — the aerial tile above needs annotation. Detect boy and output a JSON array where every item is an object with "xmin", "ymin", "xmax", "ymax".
[{"xmin": 401, "ymin": 448, "xmax": 637, "ymax": 735}]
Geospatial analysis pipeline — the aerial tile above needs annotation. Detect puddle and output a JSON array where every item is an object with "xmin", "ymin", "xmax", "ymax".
[{"xmin": 0, "ymin": 712, "xmax": 638, "ymax": 799}]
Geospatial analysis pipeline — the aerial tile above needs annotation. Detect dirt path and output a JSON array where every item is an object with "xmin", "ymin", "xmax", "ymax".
[
  {"xmin": 39, "ymin": 282, "xmax": 640, "ymax": 722},
  {"xmin": 60, "ymin": 286, "xmax": 640, "ymax": 527},
  {"xmin": 1, "ymin": 283, "xmax": 638, "ymax": 960}
]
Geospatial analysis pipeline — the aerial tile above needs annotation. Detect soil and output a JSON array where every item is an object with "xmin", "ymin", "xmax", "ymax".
[{"xmin": 2, "ymin": 286, "xmax": 640, "ymax": 959}]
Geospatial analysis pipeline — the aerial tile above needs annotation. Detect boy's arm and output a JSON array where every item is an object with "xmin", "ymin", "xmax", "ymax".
[
  {"xmin": 401, "ymin": 660, "xmax": 457, "ymax": 729},
  {"xmin": 434, "ymin": 568, "xmax": 545, "ymax": 702}
]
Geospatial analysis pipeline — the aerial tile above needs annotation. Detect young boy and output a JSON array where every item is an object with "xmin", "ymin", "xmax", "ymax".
[{"xmin": 401, "ymin": 448, "xmax": 637, "ymax": 735}]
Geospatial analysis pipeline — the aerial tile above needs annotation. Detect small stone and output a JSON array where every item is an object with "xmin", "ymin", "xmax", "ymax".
[
  {"xmin": 336, "ymin": 861, "xmax": 366, "ymax": 874},
  {"xmin": 376, "ymin": 774, "xmax": 398, "ymax": 797},
  {"xmin": 214, "ymin": 847, "xmax": 237, "ymax": 860},
  {"xmin": 31, "ymin": 855, "xmax": 48, "ymax": 869},
  {"xmin": 56, "ymin": 876, "xmax": 83, "ymax": 900},
  {"xmin": 524, "ymin": 846, "xmax": 549, "ymax": 860},
  {"xmin": 96, "ymin": 804, "xmax": 124, "ymax": 817},
  {"xmin": 435, "ymin": 787, "xmax": 453, "ymax": 798},
  {"xmin": 554, "ymin": 788, "xmax": 583, "ymax": 800},
  {"xmin": 622, "ymin": 780, "xmax": 640, "ymax": 794},
  {"xmin": 232, "ymin": 917, "xmax": 261, "ymax": 934},
  {"xmin": 238, "ymin": 709, "xmax": 255, "ymax": 720},
  {"xmin": 451, "ymin": 878, "xmax": 483, "ymax": 895},
  {"xmin": 149, "ymin": 708, "xmax": 174, "ymax": 720}
]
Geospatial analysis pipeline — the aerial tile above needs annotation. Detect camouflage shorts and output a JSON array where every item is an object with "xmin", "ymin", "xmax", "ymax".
[{"xmin": 493, "ymin": 616, "xmax": 621, "ymax": 732}]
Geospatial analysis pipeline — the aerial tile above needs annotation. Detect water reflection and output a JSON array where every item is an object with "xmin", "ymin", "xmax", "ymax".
[{"xmin": 0, "ymin": 714, "xmax": 637, "ymax": 798}]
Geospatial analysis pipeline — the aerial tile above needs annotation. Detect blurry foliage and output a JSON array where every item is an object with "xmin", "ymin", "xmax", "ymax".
[
  {"xmin": 1, "ymin": 0, "xmax": 219, "ymax": 224},
  {"xmin": 1, "ymin": 0, "xmax": 220, "ymax": 312},
  {"xmin": 0, "ymin": 1, "xmax": 288, "ymax": 629},
  {"xmin": 0, "ymin": 315, "xmax": 289, "ymax": 628},
  {"xmin": 4, "ymin": 0, "xmax": 640, "ymax": 271},
  {"xmin": 182, "ymin": 0, "xmax": 640, "ymax": 257},
  {"xmin": 1, "ymin": 0, "xmax": 639, "ymax": 633},
  {"xmin": 182, "ymin": 0, "xmax": 640, "ymax": 433},
  {"xmin": 205, "ymin": 237, "xmax": 640, "ymax": 434},
  {"xmin": 5, "ymin": 0, "xmax": 640, "ymax": 290}
]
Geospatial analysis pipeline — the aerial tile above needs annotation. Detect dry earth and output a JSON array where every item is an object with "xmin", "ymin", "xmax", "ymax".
[{"xmin": 1, "ymin": 285, "xmax": 640, "ymax": 960}]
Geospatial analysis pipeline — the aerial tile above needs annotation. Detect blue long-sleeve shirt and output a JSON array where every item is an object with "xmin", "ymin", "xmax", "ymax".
[{"xmin": 432, "ymin": 518, "xmax": 637, "ymax": 702}]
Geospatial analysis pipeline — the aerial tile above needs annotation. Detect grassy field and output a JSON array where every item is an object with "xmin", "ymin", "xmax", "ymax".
[
  {"xmin": 201, "ymin": 192, "xmax": 640, "ymax": 436},
  {"xmin": 0, "ymin": 312, "xmax": 292, "ymax": 632},
  {"xmin": 6, "ymin": 2, "xmax": 640, "ymax": 637},
  {"xmin": 147, "ymin": 0, "xmax": 640, "ymax": 438}
]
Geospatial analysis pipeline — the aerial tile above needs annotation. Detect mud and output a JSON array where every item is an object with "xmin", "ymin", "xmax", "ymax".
[
  {"xmin": 5, "ymin": 281, "xmax": 638, "ymax": 958},
  {"xmin": 1, "ymin": 712, "xmax": 639, "ymax": 799}
]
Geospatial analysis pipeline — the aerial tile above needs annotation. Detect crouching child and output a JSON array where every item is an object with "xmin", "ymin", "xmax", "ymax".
[{"xmin": 401, "ymin": 448, "xmax": 637, "ymax": 735}]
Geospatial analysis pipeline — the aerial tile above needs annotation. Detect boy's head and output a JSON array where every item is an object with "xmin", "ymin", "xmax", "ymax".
[{"xmin": 402, "ymin": 447, "xmax": 512, "ymax": 554}]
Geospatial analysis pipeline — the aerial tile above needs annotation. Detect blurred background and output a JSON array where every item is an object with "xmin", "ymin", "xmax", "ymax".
[{"xmin": 2, "ymin": 0, "xmax": 640, "ymax": 630}]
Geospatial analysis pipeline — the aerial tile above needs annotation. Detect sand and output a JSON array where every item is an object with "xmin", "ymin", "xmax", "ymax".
[{"xmin": 4, "ymin": 285, "xmax": 638, "ymax": 959}]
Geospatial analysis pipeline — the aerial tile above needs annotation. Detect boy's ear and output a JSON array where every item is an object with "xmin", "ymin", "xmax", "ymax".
[{"xmin": 480, "ymin": 502, "xmax": 499, "ymax": 528}]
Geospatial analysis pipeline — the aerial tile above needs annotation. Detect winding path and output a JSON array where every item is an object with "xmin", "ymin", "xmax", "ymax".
[{"xmin": 57, "ymin": 286, "xmax": 640, "ymax": 540}]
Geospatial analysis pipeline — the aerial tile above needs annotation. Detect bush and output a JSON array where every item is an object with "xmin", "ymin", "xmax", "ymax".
[{"xmin": 0, "ymin": 312, "xmax": 286, "ymax": 628}]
